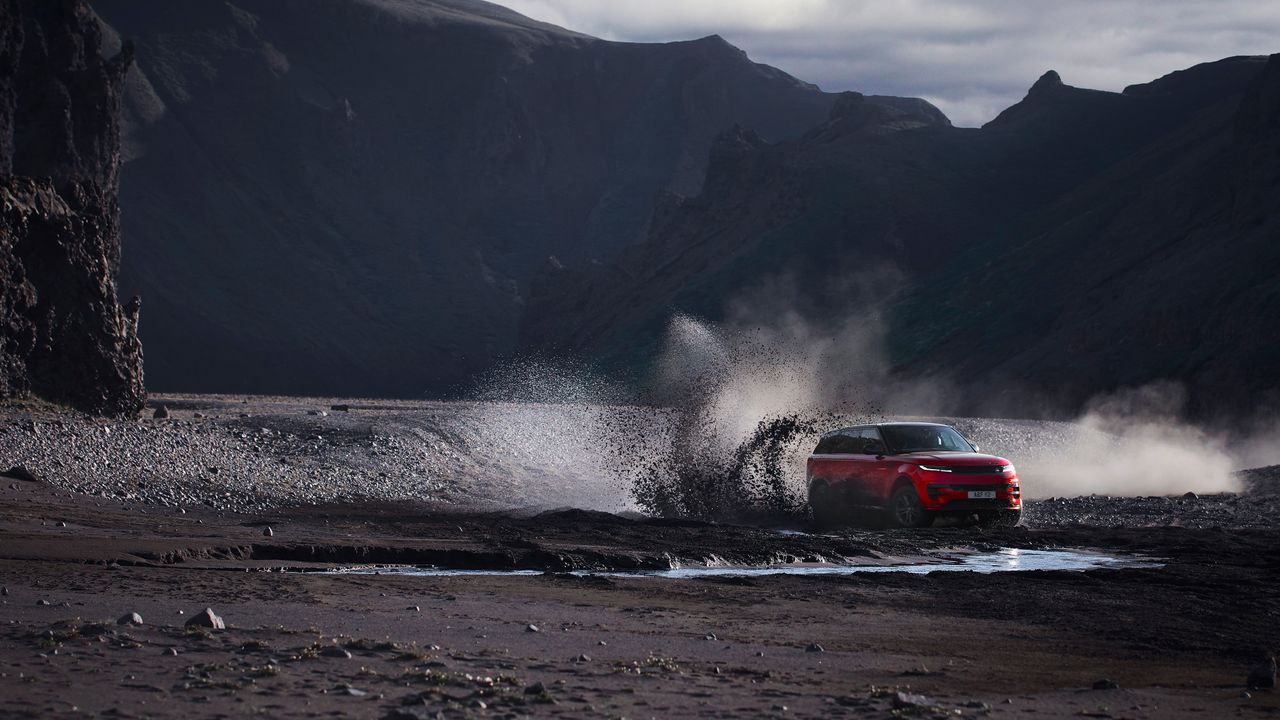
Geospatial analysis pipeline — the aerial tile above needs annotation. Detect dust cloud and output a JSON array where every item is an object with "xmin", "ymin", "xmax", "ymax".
[
  {"xmin": 471, "ymin": 279, "xmax": 1270, "ymax": 517},
  {"xmin": 1012, "ymin": 383, "xmax": 1243, "ymax": 498}
]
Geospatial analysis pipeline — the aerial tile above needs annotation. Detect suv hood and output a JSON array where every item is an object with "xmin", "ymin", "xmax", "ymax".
[{"xmin": 895, "ymin": 452, "xmax": 1011, "ymax": 465}]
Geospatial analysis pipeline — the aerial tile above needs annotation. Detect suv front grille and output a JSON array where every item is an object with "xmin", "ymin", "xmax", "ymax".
[{"xmin": 946, "ymin": 466, "xmax": 1005, "ymax": 475}]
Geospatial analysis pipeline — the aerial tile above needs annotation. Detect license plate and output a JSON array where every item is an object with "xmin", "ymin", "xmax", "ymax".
[{"xmin": 968, "ymin": 490, "xmax": 997, "ymax": 499}]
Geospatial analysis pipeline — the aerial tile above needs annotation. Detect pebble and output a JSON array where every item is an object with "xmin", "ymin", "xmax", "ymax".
[
  {"xmin": 1092, "ymin": 679, "xmax": 1120, "ymax": 690},
  {"xmin": 184, "ymin": 607, "xmax": 226, "ymax": 630},
  {"xmin": 893, "ymin": 691, "xmax": 937, "ymax": 709},
  {"xmin": 335, "ymin": 686, "xmax": 366, "ymax": 697},
  {"xmin": 153, "ymin": 406, "xmax": 169, "ymax": 419},
  {"xmin": 262, "ymin": 526, "xmax": 273, "ymax": 537},
  {"xmin": 526, "ymin": 624, "xmax": 539, "ymax": 633},
  {"xmin": 805, "ymin": 643, "xmax": 824, "ymax": 653},
  {"xmin": 163, "ymin": 647, "xmax": 179, "ymax": 656},
  {"xmin": 1, "ymin": 587, "xmax": 7, "ymax": 596},
  {"xmin": 320, "ymin": 646, "xmax": 353, "ymax": 659},
  {"xmin": 575, "ymin": 654, "xmax": 590, "ymax": 662},
  {"xmin": 117, "ymin": 612, "xmax": 144, "ymax": 625},
  {"xmin": 35, "ymin": 599, "xmax": 49, "ymax": 606},
  {"xmin": 524, "ymin": 682, "xmax": 546, "ymax": 695}
]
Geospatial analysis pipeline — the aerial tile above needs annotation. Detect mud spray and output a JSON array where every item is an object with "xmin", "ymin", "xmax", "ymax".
[{"xmin": 474, "ymin": 284, "xmax": 1270, "ymax": 518}]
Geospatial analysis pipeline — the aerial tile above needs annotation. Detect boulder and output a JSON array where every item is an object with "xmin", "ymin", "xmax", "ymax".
[{"xmin": 184, "ymin": 607, "xmax": 225, "ymax": 630}]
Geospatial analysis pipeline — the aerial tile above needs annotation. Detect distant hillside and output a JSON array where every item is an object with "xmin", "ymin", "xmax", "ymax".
[
  {"xmin": 522, "ymin": 56, "xmax": 1280, "ymax": 418},
  {"xmin": 92, "ymin": 0, "xmax": 946, "ymax": 396}
]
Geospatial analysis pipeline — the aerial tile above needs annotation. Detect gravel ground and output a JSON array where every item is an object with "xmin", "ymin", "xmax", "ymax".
[{"xmin": 0, "ymin": 395, "xmax": 1271, "ymax": 525}]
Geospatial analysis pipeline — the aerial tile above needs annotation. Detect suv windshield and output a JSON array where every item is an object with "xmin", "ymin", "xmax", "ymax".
[{"xmin": 880, "ymin": 425, "xmax": 974, "ymax": 454}]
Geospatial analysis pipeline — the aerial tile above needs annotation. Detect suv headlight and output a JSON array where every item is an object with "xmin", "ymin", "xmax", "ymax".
[{"xmin": 918, "ymin": 465, "xmax": 953, "ymax": 472}]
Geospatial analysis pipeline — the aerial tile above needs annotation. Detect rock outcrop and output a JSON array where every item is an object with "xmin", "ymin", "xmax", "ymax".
[{"xmin": 0, "ymin": 0, "xmax": 144, "ymax": 416}]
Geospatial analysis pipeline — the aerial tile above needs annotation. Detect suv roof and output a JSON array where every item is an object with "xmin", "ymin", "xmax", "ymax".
[{"xmin": 819, "ymin": 422, "xmax": 949, "ymax": 438}]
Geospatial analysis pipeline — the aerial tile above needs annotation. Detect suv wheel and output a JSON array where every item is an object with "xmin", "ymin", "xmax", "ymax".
[
  {"xmin": 810, "ymin": 483, "xmax": 838, "ymax": 528},
  {"xmin": 886, "ymin": 485, "xmax": 932, "ymax": 528}
]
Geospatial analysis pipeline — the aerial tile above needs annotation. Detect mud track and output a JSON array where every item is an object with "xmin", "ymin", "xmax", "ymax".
[{"xmin": 2, "ymin": 468, "xmax": 1279, "ymax": 718}]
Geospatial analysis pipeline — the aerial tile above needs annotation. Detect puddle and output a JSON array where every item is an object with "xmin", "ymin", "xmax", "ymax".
[{"xmin": 321, "ymin": 548, "xmax": 1159, "ymax": 579}]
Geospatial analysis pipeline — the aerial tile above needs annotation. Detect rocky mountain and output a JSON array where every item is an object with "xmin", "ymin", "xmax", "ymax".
[
  {"xmin": 91, "ymin": 0, "xmax": 940, "ymax": 397},
  {"xmin": 0, "ymin": 0, "xmax": 144, "ymax": 416},
  {"xmin": 522, "ymin": 56, "xmax": 1280, "ymax": 418}
]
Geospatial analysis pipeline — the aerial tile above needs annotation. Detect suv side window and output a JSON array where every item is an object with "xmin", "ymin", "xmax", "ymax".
[
  {"xmin": 856, "ymin": 427, "xmax": 887, "ymax": 455},
  {"xmin": 815, "ymin": 431, "xmax": 865, "ymax": 454}
]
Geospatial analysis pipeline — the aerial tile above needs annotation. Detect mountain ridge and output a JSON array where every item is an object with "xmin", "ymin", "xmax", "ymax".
[{"xmin": 521, "ymin": 53, "xmax": 1280, "ymax": 418}]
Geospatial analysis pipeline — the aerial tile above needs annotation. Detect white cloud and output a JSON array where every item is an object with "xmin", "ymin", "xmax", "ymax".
[{"xmin": 498, "ymin": 0, "xmax": 1280, "ymax": 126}]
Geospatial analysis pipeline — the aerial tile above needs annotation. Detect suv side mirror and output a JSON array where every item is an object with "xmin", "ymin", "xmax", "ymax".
[{"xmin": 972, "ymin": 444, "xmax": 981, "ymax": 452}]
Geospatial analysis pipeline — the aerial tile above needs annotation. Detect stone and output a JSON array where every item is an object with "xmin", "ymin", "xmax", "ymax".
[
  {"xmin": 893, "ymin": 692, "xmax": 937, "ymax": 709},
  {"xmin": 526, "ymin": 624, "xmax": 540, "ymax": 632},
  {"xmin": 524, "ymin": 682, "xmax": 546, "ymax": 695},
  {"xmin": 1182, "ymin": 491, "xmax": 1198, "ymax": 500},
  {"xmin": 1247, "ymin": 655, "xmax": 1276, "ymax": 690},
  {"xmin": 262, "ymin": 526, "xmax": 274, "ymax": 537},
  {"xmin": 184, "ymin": 608, "xmax": 225, "ymax": 630},
  {"xmin": 320, "ymin": 646, "xmax": 353, "ymax": 659},
  {"xmin": 307, "ymin": 410, "xmax": 327, "ymax": 417},
  {"xmin": 330, "ymin": 404, "xmax": 351, "ymax": 412},
  {"xmin": 575, "ymin": 654, "xmax": 590, "ymax": 662},
  {"xmin": 805, "ymin": 643, "xmax": 824, "ymax": 652},
  {"xmin": 35, "ymin": 599, "xmax": 49, "ymax": 606},
  {"xmin": 1092, "ymin": 679, "xmax": 1119, "ymax": 690},
  {"xmin": 163, "ymin": 647, "xmax": 179, "ymax": 656},
  {"xmin": 2, "ymin": 466, "xmax": 39, "ymax": 483},
  {"xmin": 153, "ymin": 406, "xmax": 169, "ymax": 419},
  {"xmin": 117, "ymin": 612, "xmax": 143, "ymax": 625},
  {"xmin": 336, "ymin": 686, "xmax": 366, "ymax": 697},
  {"xmin": 0, "ymin": 586, "xmax": 7, "ymax": 596}
]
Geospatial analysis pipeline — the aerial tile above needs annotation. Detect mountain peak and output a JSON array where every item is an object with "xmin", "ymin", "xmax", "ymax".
[{"xmin": 1029, "ymin": 70, "xmax": 1064, "ymax": 94}]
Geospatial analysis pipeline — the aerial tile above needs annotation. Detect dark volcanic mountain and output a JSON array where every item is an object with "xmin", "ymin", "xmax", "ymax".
[
  {"xmin": 0, "ymin": 0, "xmax": 144, "ymax": 416},
  {"xmin": 91, "ymin": 0, "xmax": 939, "ymax": 397},
  {"xmin": 522, "ymin": 56, "xmax": 1280, "ymax": 417}
]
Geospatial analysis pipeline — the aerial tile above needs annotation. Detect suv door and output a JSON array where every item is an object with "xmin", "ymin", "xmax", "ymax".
[
  {"xmin": 809, "ymin": 431, "xmax": 864, "ymax": 506},
  {"xmin": 856, "ymin": 427, "xmax": 899, "ymax": 505},
  {"xmin": 831, "ymin": 430, "xmax": 878, "ymax": 508}
]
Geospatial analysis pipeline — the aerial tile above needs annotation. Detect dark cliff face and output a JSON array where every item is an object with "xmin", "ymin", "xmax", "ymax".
[
  {"xmin": 522, "ymin": 56, "xmax": 1280, "ymax": 418},
  {"xmin": 91, "ymin": 0, "xmax": 944, "ymax": 397},
  {"xmin": 0, "ymin": 0, "xmax": 144, "ymax": 416}
]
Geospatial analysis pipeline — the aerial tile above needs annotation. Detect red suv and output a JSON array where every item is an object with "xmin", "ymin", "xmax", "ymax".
[{"xmin": 807, "ymin": 422, "xmax": 1021, "ymax": 528}]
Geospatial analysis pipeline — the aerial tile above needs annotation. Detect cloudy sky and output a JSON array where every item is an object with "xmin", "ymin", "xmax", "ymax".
[{"xmin": 500, "ymin": 0, "xmax": 1280, "ymax": 127}]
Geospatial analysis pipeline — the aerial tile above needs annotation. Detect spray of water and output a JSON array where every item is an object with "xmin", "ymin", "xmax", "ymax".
[{"xmin": 468, "ymin": 279, "xmax": 1270, "ymax": 517}]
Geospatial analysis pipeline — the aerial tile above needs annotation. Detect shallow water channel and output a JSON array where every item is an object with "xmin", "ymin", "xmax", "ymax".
[{"xmin": 321, "ymin": 548, "xmax": 1160, "ymax": 579}]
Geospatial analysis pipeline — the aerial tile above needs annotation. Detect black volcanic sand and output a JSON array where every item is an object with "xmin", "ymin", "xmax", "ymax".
[{"xmin": 1, "ymin": 456, "xmax": 1279, "ymax": 718}]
